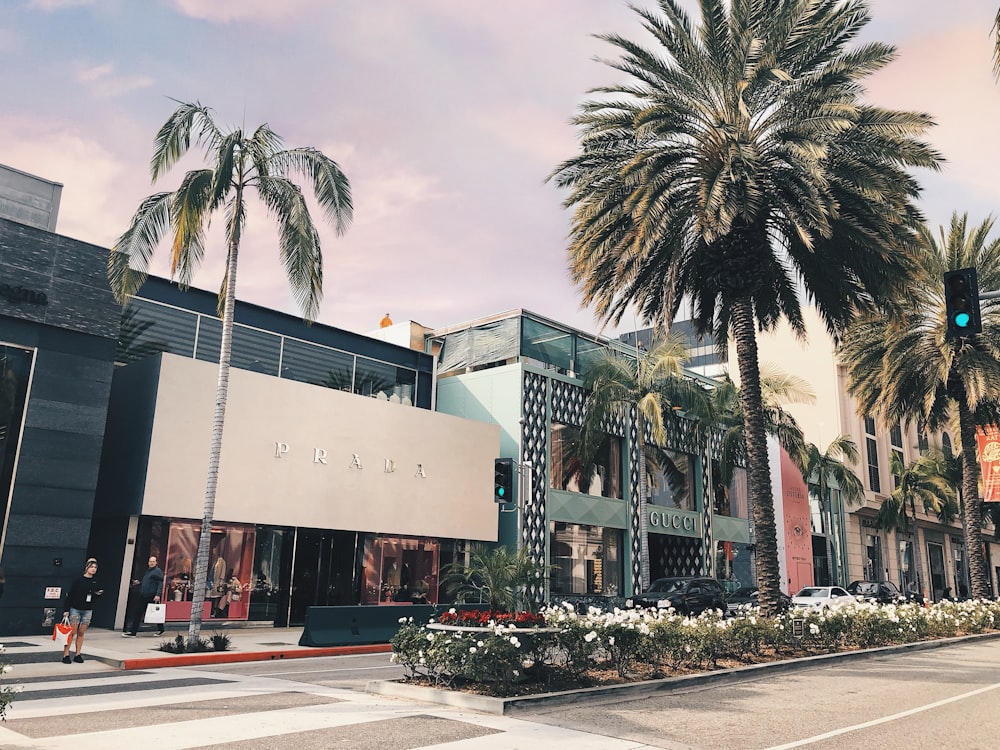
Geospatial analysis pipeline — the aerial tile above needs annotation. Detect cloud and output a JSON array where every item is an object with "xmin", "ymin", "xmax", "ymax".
[
  {"xmin": 73, "ymin": 60, "xmax": 154, "ymax": 98},
  {"xmin": 27, "ymin": 0, "xmax": 94, "ymax": 10},
  {"xmin": 168, "ymin": 0, "xmax": 315, "ymax": 25}
]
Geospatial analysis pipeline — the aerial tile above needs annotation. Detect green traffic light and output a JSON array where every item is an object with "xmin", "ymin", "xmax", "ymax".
[
  {"xmin": 497, "ymin": 486, "xmax": 505, "ymax": 498},
  {"xmin": 954, "ymin": 312, "xmax": 971, "ymax": 328}
]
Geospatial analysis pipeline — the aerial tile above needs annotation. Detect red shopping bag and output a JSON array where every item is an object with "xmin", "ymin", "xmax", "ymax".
[{"xmin": 52, "ymin": 617, "xmax": 73, "ymax": 646}]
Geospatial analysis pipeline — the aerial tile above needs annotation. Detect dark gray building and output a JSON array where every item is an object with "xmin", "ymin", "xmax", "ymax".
[{"xmin": 0, "ymin": 217, "xmax": 120, "ymax": 634}]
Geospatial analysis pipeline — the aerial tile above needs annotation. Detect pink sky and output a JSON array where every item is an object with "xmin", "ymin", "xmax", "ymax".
[{"xmin": 4, "ymin": 0, "xmax": 999, "ymax": 337}]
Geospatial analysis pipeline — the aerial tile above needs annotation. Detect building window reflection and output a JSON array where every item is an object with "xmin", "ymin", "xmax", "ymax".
[
  {"xmin": 549, "ymin": 522, "xmax": 622, "ymax": 597},
  {"xmin": 550, "ymin": 422, "xmax": 622, "ymax": 499}
]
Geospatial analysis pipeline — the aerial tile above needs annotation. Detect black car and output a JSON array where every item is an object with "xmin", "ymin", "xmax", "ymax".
[
  {"xmin": 626, "ymin": 576, "xmax": 727, "ymax": 615},
  {"xmin": 725, "ymin": 586, "xmax": 792, "ymax": 615},
  {"xmin": 847, "ymin": 580, "xmax": 923, "ymax": 604}
]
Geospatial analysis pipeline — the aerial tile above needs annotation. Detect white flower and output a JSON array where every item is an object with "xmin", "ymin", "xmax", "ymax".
[
  {"xmin": 426, "ymin": 634, "xmax": 435, "ymax": 642},
  {"xmin": 477, "ymin": 640, "xmax": 484, "ymax": 647},
  {"xmin": 419, "ymin": 657, "xmax": 426, "ymax": 665},
  {"xmin": 398, "ymin": 617, "xmax": 407, "ymax": 624},
  {"xmin": 509, "ymin": 636, "xmax": 521, "ymax": 648},
  {"xmin": 608, "ymin": 636, "xmax": 616, "ymax": 646},
  {"xmin": 469, "ymin": 647, "xmax": 477, "ymax": 654},
  {"xmin": 809, "ymin": 623, "xmax": 820, "ymax": 635},
  {"xmin": 584, "ymin": 631, "xmax": 598, "ymax": 643},
  {"xmin": 513, "ymin": 669, "xmax": 520, "ymax": 677},
  {"xmin": 449, "ymin": 607, "xmax": 457, "ymax": 614}
]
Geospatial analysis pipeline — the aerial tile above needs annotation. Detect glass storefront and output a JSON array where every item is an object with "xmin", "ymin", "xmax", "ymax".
[
  {"xmin": 549, "ymin": 422, "xmax": 623, "ymax": 499},
  {"xmin": 132, "ymin": 518, "xmax": 465, "ymax": 624},
  {"xmin": 648, "ymin": 451, "xmax": 695, "ymax": 510},
  {"xmin": 549, "ymin": 522, "xmax": 623, "ymax": 597},
  {"xmin": 712, "ymin": 461, "xmax": 748, "ymax": 519}
]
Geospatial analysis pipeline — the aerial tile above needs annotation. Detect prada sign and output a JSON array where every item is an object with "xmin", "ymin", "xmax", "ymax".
[{"xmin": 274, "ymin": 442, "xmax": 427, "ymax": 477}]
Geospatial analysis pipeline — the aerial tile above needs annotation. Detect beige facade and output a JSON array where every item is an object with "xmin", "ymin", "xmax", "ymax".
[
  {"xmin": 730, "ymin": 306, "xmax": 997, "ymax": 597},
  {"xmin": 140, "ymin": 354, "xmax": 500, "ymax": 542}
]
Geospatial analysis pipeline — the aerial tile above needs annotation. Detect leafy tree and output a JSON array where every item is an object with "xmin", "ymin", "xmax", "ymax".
[
  {"xmin": 578, "ymin": 332, "xmax": 708, "ymax": 590},
  {"xmin": 799, "ymin": 436, "xmax": 865, "ymax": 586},
  {"xmin": 442, "ymin": 545, "xmax": 550, "ymax": 614},
  {"xmin": 549, "ymin": 0, "xmax": 939, "ymax": 614},
  {"xmin": 841, "ymin": 213, "xmax": 1000, "ymax": 599},
  {"xmin": 109, "ymin": 100, "xmax": 352, "ymax": 640}
]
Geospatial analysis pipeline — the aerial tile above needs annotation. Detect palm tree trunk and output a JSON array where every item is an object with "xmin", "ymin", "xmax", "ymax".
[
  {"xmin": 638, "ymin": 444, "xmax": 650, "ymax": 591},
  {"xmin": 188, "ymin": 195, "xmax": 243, "ymax": 642},
  {"xmin": 731, "ymin": 297, "xmax": 782, "ymax": 615},
  {"xmin": 958, "ymin": 399, "xmax": 990, "ymax": 598}
]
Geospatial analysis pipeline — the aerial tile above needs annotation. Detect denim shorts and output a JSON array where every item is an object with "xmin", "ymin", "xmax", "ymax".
[{"xmin": 68, "ymin": 608, "xmax": 93, "ymax": 626}]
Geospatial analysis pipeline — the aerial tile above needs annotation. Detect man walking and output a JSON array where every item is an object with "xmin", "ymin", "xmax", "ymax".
[{"xmin": 123, "ymin": 555, "xmax": 164, "ymax": 636}]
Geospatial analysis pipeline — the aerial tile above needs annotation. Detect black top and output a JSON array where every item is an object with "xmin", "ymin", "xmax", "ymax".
[
  {"xmin": 140, "ymin": 566, "xmax": 164, "ymax": 598},
  {"xmin": 64, "ymin": 575, "xmax": 102, "ymax": 611}
]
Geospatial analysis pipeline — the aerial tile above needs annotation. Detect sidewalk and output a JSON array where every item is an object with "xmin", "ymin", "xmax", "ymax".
[{"xmin": 2, "ymin": 625, "xmax": 391, "ymax": 679}]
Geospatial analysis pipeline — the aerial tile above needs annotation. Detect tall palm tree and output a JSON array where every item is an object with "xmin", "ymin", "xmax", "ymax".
[
  {"xmin": 549, "ymin": 0, "xmax": 940, "ymax": 615},
  {"xmin": 578, "ymin": 332, "xmax": 705, "ymax": 590},
  {"xmin": 873, "ymin": 451, "xmax": 957, "ymax": 598},
  {"xmin": 799, "ymin": 436, "xmax": 865, "ymax": 586},
  {"xmin": 109, "ymin": 101, "xmax": 352, "ymax": 640},
  {"xmin": 841, "ymin": 213, "xmax": 1000, "ymax": 599}
]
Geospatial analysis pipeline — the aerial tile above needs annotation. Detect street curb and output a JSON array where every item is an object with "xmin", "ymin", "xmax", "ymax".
[
  {"xmin": 118, "ymin": 643, "xmax": 392, "ymax": 670},
  {"xmin": 367, "ymin": 631, "xmax": 1000, "ymax": 715}
]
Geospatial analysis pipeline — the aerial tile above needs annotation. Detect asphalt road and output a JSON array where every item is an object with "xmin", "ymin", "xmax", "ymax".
[
  {"xmin": 6, "ymin": 640, "xmax": 998, "ymax": 748},
  {"xmin": 512, "ymin": 639, "xmax": 1000, "ymax": 749}
]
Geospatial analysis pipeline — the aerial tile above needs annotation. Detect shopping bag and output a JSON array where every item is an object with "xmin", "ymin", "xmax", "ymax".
[
  {"xmin": 52, "ymin": 617, "xmax": 73, "ymax": 646},
  {"xmin": 144, "ymin": 603, "xmax": 166, "ymax": 624}
]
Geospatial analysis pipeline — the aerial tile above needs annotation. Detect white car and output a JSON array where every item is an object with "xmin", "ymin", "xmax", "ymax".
[{"xmin": 791, "ymin": 586, "xmax": 854, "ymax": 611}]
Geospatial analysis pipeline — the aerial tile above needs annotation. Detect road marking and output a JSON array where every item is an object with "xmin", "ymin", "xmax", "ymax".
[
  {"xmin": 766, "ymin": 681, "xmax": 1000, "ymax": 749},
  {"xmin": 248, "ymin": 664, "xmax": 401, "ymax": 676}
]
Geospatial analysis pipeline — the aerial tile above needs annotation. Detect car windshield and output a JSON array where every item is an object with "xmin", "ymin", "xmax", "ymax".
[
  {"xmin": 795, "ymin": 588, "xmax": 829, "ymax": 598},
  {"xmin": 646, "ymin": 579, "xmax": 686, "ymax": 594}
]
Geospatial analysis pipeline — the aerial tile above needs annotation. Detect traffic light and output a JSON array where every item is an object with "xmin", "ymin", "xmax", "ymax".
[
  {"xmin": 944, "ymin": 268, "xmax": 982, "ymax": 337},
  {"xmin": 494, "ymin": 458, "xmax": 514, "ymax": 503}
]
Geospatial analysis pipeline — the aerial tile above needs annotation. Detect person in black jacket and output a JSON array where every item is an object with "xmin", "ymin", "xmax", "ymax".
[
  {"xmin": 123, "ymin": 555, "xmax": 165, "ymax": 636},
  {"xmin": 62, "ymin": 558, "xmax": 103, "ymax": 664}
]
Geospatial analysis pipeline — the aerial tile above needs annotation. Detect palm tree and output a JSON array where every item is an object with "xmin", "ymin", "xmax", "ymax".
[
  {"xmin": 873, "ymin": 451, "xmax": 957, "ymax": 599},
  {"xmin": 841, "ymin": 213, "xmax": 1000, "ymax": 599},
  {"xmin": 441, "ymin": 545, "xmax": 550, "ymax": 614},
  {"xmin": 578, "ymin": 332, "xmax": 707, "ymax": 591},
  {"xmin": 799, "ymin": 437, "xmax": 865, "ymax": 586},
  {"xmin": 109, "ymin": 100, "xmax": 352, "ymax": 640},
  {"xmin": 549, "ymin": 0, "xmax": 940, "ymax": 615}
]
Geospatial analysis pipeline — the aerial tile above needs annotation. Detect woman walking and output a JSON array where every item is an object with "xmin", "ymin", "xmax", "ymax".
[{"xmin": 62, "ymin": 558, "xmax": 103, "ymax": 664}]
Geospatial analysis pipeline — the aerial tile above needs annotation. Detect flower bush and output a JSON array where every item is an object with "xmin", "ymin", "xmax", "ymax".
[
  {"xmin": 0, "ymin": 645, "xmax": 18, "ymax": 720},
  {"xmin": 390, "ymin": 599, "xmax": 1000, "ymax": 697}
]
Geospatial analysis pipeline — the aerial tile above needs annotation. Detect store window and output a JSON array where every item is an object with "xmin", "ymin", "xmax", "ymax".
[
  {"xmin": 549, "ymin": 422, "xmax": 623, "ymax": 499},
  {"xmin": 361, "ymin": 535, "xmax": 440, "ymax": 605},
  {"xmin": 549, "ymin": 522, "xmax": 623, "ymax": 597},
  {"xmin": 712, "ymin": 461, "xmax": 748, "ymax": 519},
  {"xmin": 162, "ymin": 520, "xmax": 256, "ymax": 621},
  {"xmin": 648, "ymin": 451, "xmax": 695, "ymax": 510}
]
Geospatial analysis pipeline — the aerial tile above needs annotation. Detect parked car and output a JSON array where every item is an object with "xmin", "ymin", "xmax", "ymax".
[
  {"xmin": 725, "ymin": 586, "xmax": 792, "ymax": 615},
  {"xmin": 626, "ymin": 576, "xmax": 727, "ymax": 615},
  {"xmin": 791, "ymin": 586, "xmax": 854, "ymax": 610},
  {"xmin": 846, "ymin": 579, "xmax": 923, "ymax": 604}
]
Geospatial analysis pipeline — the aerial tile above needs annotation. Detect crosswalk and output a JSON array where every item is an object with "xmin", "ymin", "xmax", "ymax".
[{"xmin": 0, "ymin": 666, "xmax": 654, "ymax": 749}]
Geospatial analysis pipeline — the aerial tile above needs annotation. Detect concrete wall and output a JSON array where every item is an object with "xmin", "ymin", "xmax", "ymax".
[{"xmin": 123, "ymin": 354, "xmax": 501, "ymax": 541}]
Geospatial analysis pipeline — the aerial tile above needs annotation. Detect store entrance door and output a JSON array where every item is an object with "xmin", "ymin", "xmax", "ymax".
[
  {"xmin": 289, "ymin": 529, "xmax": 359, "ymax": 626},
  {"xmin": 927, "ymin": 541, "xmax": 946, "ymax": 602}
]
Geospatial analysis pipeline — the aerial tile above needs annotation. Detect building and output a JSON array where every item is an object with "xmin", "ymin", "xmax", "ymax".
[
  {"xmin": 427, "ymin": 310, "xmax": 753, "ymax": 600},
  {"xmin": 745, "ymin": 306, "xmax": 995, "ymax": 599},
  {"xmin": 0, "ymin": 215, "xmax": 120, "ymax": 634}
]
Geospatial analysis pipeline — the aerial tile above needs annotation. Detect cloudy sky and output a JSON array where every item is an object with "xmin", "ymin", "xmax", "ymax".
[{"xmin": 5, "ymin": 0, "xmax": 1000, "ymax": 338}]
